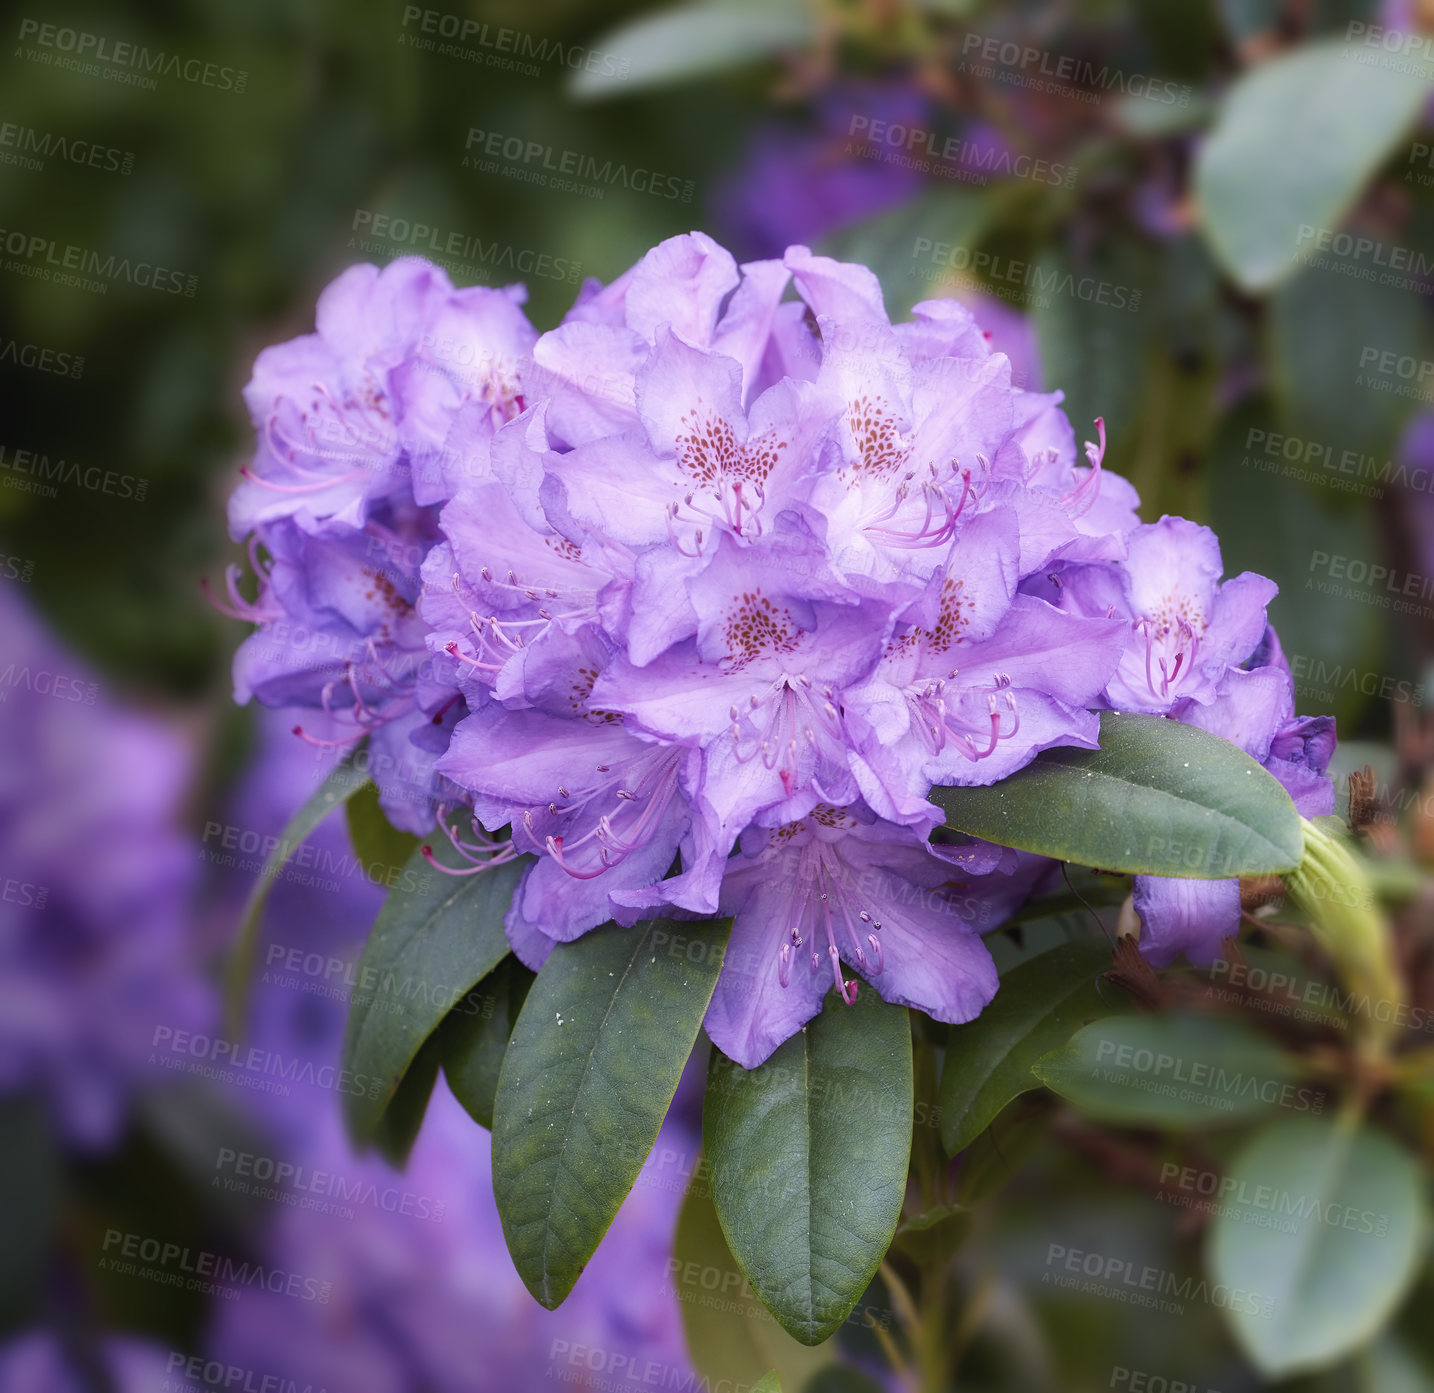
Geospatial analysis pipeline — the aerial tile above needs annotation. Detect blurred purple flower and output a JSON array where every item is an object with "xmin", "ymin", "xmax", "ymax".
[
  {"xmin": 715, "ymin": 84, "xmax": 931, "ymax": 258},
  {"xmin": 0, "ymin": 1332, "xmax": 175, "ymax": 1393},
  {"xmin": 0, "ymin": 591, "xmax": 209, "ymax": 1147}
]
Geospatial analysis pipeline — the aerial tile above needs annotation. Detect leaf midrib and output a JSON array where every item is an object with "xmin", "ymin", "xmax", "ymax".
[
  {"xmin": 536, "ymin": 929, "xmax": 647, "ymax": 1303},
  {"xmin": 946, "ymin": 758, "xmax": 1295, "ymax": 871}
]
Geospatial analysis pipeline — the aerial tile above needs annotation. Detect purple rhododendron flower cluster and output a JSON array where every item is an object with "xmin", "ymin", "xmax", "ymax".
[{"xmin": 226, "ymin": 233, "xmax": 1335, "ymax": 1068}]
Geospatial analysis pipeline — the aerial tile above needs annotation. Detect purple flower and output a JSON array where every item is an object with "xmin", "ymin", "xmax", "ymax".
[
  {"xmin": 845, "ymin": 569, "xmax": 1127, "ymax": 824},
  {"xmin": 715, "ymin": 83, "xmax": 930, "ymax": 258},
  {"xmin": 224, "ymin": 233, "xmax": 1305, "ymax": 1059},
  {"xmin": 709, "ymin": 804, "xmax": 1041, "ymax": 1067},
  {"xmin": 222, "ymin": 258, "xmax": 542, "ymax": 834},
  {"xmin": 231, "ymin": 259, "xmax": 533, "ymax": 536},
  {"xmin": 527, "ymin": 234, "xmax": 802, "ymax": 453},
  {"xmin": 0, "ymin": 591, "xmax": 209, "ymax": 1147},
  {"xmin": 226, "ymin": 509, "xmax": 459, "ymax": 833},
  {"xmin": 1042, "ymin": 515, "xmax": 1276, "ymax": 713}
]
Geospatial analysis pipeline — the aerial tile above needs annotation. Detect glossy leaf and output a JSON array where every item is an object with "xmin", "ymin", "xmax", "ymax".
[
  {"xmin": 704, "ymin": 989, "xmax": 912, "ymax": 1345},
  {"xmin": 672, "ymin": 1150, "xmax": 834, "ymax": 1391},
  {"xmin": 939, "ymin": 938, "xmax": 1121, "ymax": 1154},
  {"xmin": 1209, "ymin": 1115, "xmax": 1426, "ymax": 1377},
  {"xmin": 224, "ymin": 744, "xmax": 370, "ymax": 1037},
  {"xmin": 930, "ymin": 711, "xmax": 1303, "ymax": 877},
  {"xmin": 1195, "ymin": 39, "xmax": 1433, "ymax": 291},
  {"xmin": 570, "ymin": 0, "xmax": 816, "ymax": 100},
  {"xmin": 341, "ymin": 845, "xmax": 526, "ymax": 1144},
  {"xmin": 439, "ymin": 955, "xmax": 533, "ymax": 1131},
  {"xmin": 492, "ymin": 918, "xmax": 730, "ymax": 1308},
  {"xmin": 1033, "ymin": 1011, "xmax": 1310, "ymax": 1128}
]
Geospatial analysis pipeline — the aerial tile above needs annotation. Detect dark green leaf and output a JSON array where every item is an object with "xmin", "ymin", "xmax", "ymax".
[
  {"xmin": 673, "ymin": 1162, "xmax": 833, "ymax": 1389},
  {"xmin": 1033, "ymin": 1012, "xmax": 1310, "ymax": 1128},
  {"xmin": 341, "ymin": 844, "xmax": 526, "ymax": 1144},
  {"xmin": 704, "ymin": 989, "xmax": 912, "ymax": 1345},
  {"xmin": 1195, "ymin": 39, "xmax": 1433, "ymax": 290},
  {"xmin": 345, "ymin": 780, "xmax": 420, "ymax": 883},
  {"xmin": 439, "ymin": 955, "xmax": 533, "ymax": 1131},
  {"xmin": 939, "ymin": 939, "xmax": 1122, "ymax": 1154},
  {"xmin": 569, "ymin": 0, "xmax": 816, "ymax": 100},
  {"xmin": 224, "ymin": 743, "xmax": 370, "ymax": 1038},
  {"xmin": 930, "ymin": 711, "xmax": 1304, "ymax": 877},
  {"xmin": 493, "ymin": 917, "xmax": 730, "ymax": 1307},
  {"xmin": 370, "ymin": 1030, "xmax": 441, "ymax": 1168},
  {"xmin": 1209, "ymin": 1115, "xmax": 1426, "ymax": 1376}
]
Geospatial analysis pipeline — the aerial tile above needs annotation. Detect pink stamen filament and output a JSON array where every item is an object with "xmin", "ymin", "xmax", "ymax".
[
  {"xmin": 517, "ymin": 750, "xmax": 684, "ymax": 881},
  {"xmin": 910, "ymin": 675, "xmax": 1021, "ymax": 760},
  {"xmin": 423, "ymin": 804, "xmax": 521, "ymax": 877}
]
